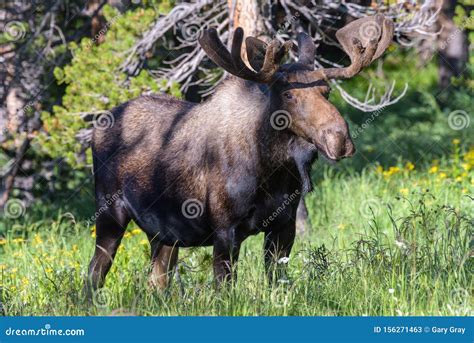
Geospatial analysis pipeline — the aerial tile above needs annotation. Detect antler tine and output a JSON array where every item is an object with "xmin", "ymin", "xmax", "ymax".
[
  {"xmin": 230, "ymin": 27, "xmax": 289, "ymax": 82},
  {"xmin": 199, "ymin": 28, "xmax": 238, "ymax": 75},
  {"xmin": 307, "ymin": 15, "xmax": 394, "ymax": 81},
  {"xmin": 372, "ymin": 15, "xmax": 395, "ymax": 61},
  {"xmin": 230, "ymin": 28, "xmax": 249, "ymax": 72},
  {"xmin": 199, "ymin": 27, "xmax": 290, "ymax": 84}
]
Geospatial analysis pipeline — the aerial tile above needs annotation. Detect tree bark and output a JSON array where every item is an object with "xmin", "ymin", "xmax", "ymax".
[
  {"xmin": 228, "ymin": 0, "xmax": 268, "ymax": 63},
  {"xmin": 437, "ymin": 0, "xmax": 469, "ymax": 89}
]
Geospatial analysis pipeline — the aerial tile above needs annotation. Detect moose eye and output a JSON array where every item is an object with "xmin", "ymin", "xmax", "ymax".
[{"xmin": 283, "ymin": 92, "xmax": 293, "ymax": 100}]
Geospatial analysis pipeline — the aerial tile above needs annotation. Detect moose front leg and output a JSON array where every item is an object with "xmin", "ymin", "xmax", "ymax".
[
  {"xmin": 147, "ymin": 234, "xmax": 179, "ymax": 290},
  {"xmin": 263, "ymin": 224, "xmax": 296, "ymax": 283},
  {"xmin": 212, "ymin": 229, "xmax": 241, "ymax": 286}
]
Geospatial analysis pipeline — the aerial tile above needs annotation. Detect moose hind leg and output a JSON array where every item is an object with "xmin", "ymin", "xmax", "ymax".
[
  {"xmin": 147, "ymin": 234, "xmax": 179, "ymax": 290},
  {"xmin": 86, "ymin": 207, "xmax": 130, "ymax": 296}
]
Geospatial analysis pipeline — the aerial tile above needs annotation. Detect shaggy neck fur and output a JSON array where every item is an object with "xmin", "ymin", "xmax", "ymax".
[{"xmin": 194, "ymin": 77, "xmax": 291, "ymax": 165}]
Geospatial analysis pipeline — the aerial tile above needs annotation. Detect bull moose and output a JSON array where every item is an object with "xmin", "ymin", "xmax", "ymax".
[{"xmin": 86, "ymin": 15, "xmax": 394, "ymax": 293}]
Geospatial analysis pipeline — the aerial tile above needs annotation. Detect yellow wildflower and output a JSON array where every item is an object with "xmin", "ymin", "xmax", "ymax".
[
  {"xmin": 12, "ymin": 238, "xmax": 24, "ymax": 244},
  {"xmin": 140, "ymin": 239, "xmax": 149, "ymax": 246},
  {"xmin": 124, "ymin": 232, "xmax": 131, "ymax": 238},
  {"xmin": 438, "ymin": 172, "xmax": 447, "ymax": 180},
  {"xmin": 461, "ymin": 163, "xmax": 470, "ymax": 171},
  {"xmin": 464, "ymin": 149, "xmax": 474, "ymax": 165},
  {"xmin": 405, "ymin": 162, "xmax": 415, "ymax": 171},
  {"xmin": 399, "ymin": 188, "xmax": 409, "ymax": 195},
  {"xmin": 429, "ymin": 165, "xmax": 439, "ymax": 174},
  {"xmin": 376, "ymin": 165, "xmax": 383, "ymax": 174},
  {"xmin": 383, "ymin": 166, "xmax": 401, "ymax": 178},
  {"xmin": 452, "ymin": 138, "xmax": 460, "ymax": 145},
  {"xmin": 131, "ymin": 228, "xmax": 142, "ymax": 235},
  {"xmin": 72, "ymin": 244, "xmax": 78, "ymax": 252},
  {"xmin": 21, "ymin": 277, "xmax": 29, "ymax": 286},
  {"xmin": 455, "ymin": 176, "xmax": 463, "ymax": 183},
  {"xmin": 33, "ymin": 234, "xmax": 43, "ymax": 246}
]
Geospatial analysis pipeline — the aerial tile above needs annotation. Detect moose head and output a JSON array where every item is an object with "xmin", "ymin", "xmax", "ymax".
[{"xmin": 199, "ymin": 14, "xmax": 394, "ymax": 161}]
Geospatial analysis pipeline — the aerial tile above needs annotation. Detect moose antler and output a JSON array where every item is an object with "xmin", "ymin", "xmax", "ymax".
[
  {"xmin": 199, "ymin": 27, "xmax": 292, "ymax": 83},
  {"xmin": 307, "ymin": 14, "xmax": 394, "ymax": 81}
]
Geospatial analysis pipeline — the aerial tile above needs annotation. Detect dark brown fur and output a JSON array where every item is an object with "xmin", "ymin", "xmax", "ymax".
[{"xmin": 86, "ymin": 16, "xmax": 393, "ymax": 292}]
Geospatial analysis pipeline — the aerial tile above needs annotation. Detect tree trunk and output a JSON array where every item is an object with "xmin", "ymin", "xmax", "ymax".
[
  {"xmin": 228, "ymin": 0, "xmax": 268, "ymax": 63},
  {"xmin": 437, "ymin": 0, "xmax": 469, "ymax": 89}
]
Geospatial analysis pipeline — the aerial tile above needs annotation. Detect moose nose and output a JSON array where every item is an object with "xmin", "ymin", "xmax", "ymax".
[{"xmin": 322, "ymin": 127, "xmax": 355, "ymax": 160}]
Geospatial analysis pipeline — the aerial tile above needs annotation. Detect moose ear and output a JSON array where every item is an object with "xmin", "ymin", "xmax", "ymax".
[
  {"xmin": 246, "ymin": 37, "xmax": 267, "ymax": 71},
  {"xmin": 297, "ymin": 32, "xmax": 315, "ymax": 69}
]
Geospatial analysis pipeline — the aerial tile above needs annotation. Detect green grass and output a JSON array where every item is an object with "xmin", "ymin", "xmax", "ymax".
[{"xmin": 1, "ymin": 143, "xmax": 472, "ymax": 316}]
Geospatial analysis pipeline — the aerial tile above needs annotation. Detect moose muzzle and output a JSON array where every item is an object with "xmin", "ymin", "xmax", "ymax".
[{"xmin": 318, "ymin": 123, "xmax": 355, "ymax": 161}]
